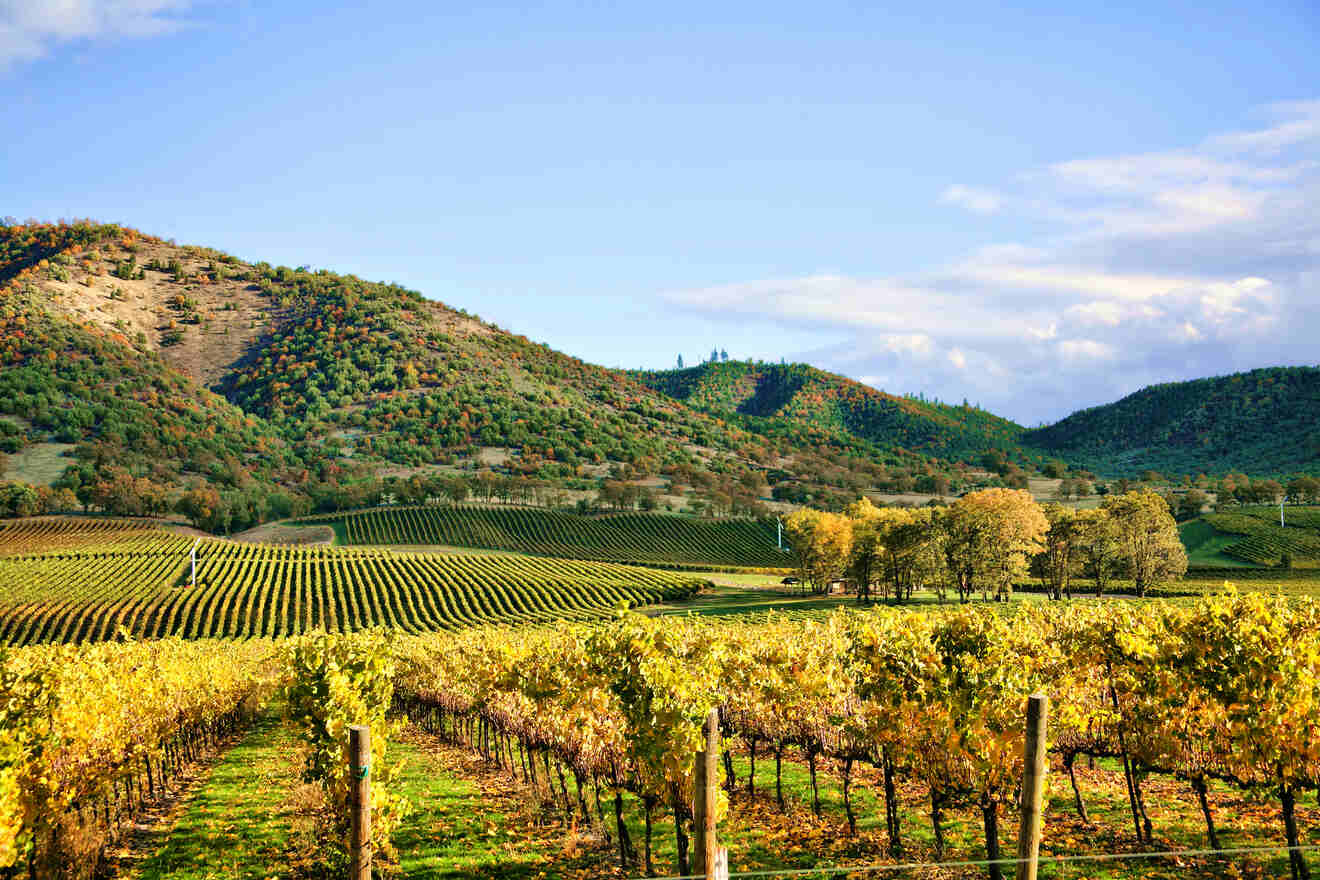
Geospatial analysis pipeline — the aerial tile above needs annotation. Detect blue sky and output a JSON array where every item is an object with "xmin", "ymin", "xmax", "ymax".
[{"xmin": 3, "ymin": 1, "xmax": 1318, "ymax": 424}]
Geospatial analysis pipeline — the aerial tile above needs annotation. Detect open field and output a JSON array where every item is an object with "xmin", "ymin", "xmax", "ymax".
[{"xmin": 2, "ymin": 440, "xmax": 76, "ymax": 486}]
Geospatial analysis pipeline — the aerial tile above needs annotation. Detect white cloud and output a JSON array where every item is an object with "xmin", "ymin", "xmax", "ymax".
[
  {"xmin": 940, "ymin": 184, "xmax": 1001, "ymax": 215},
  {"xmin": 1175, "ymin": 322, "xmax": 1202, "ymax": 342},
  {"xmin": 1058, "ymin": 339, "xmax": 1116, "ymax": 362},
  {"xmin": 883, "ymin": 333, "xmax": 934, "ymax": 357},
  {"xmin": 0, "ymin": 0, "xmax": 193, "ymax": 67},
  {"xmin": 663, "ymin": 99, "xmax": 1320, "ymax": 424}
]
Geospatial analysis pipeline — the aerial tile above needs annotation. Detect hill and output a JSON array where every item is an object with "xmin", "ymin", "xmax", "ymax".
[
  {"xmin": 1180, "ymin": 504, "xmax": 1320, "ymax": 568},
  {"xmin": 0, "ymin": 221, "xmax": 1036, "ymax": 531},
  {"xmin": 298, "ymin": 505, "xmax": 791, "ymax": 570},
  {"xmin": 635, "ymin": 360, "xmax": 1030, "ymax": 465},
  {"xmin": 1023, "ymin": 367, "xmax": 1320, "ymax": 477}
]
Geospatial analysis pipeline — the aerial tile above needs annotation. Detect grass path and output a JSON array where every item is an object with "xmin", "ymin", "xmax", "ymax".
[
  {"xmin": 129, "ymin": 711, "xmax": 595, "ymax": 880},
  {"xmin": 130, "ymin": 706, "xmax": 1320, "ymax": 880},
  {"xmin": 132, "ymin": 712, "xmax": 305, "ymax": 880}
]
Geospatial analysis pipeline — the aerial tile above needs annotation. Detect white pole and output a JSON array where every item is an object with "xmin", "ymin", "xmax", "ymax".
[
  {"xmin": 777, "ymin": 518, "xmax": 783, "ymax": 551},
  {"xmin": 190, "ymin": 538, "xmax": 199, "ymax": 588}
]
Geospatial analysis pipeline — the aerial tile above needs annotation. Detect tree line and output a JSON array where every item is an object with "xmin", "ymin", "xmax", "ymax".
[{"xmin": 784, "ymin": 487, "xmax": 1187, "ymax": 601}]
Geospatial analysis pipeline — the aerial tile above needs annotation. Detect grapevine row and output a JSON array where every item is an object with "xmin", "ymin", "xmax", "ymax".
[
  {"xmin": 393, "ymin": 594, "xmax": 1320, "ymax": 878},
  {"xmin": 0, "ymin": 638, "xmax": 277, "ymax": 873},
  {"xmin": 301, "ymin": 504, "xmax": 789, "ymax": 569},
  {"xmin": 0, "ymin": 541, "xmax": 704, "ymax": 646}
]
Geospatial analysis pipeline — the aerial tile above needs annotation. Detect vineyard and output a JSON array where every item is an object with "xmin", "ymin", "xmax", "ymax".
[
  {"xmin": 394, "ymin": 594, "xmax": 1320, "ymax": 879},
  {"xmin": 1201, "ymin": 505, "xmax": 1320, "ymax": 566},
  {"xmin": 3, "ymin": 590, "xmax": 1319, "ymax": 878},
  {"xmin": 301, "ymin": 504, "xmax": 790, "ymax": 570},
  {"xmin": 0, "ymin": 516, "xmax": 166, "ymax": 556},
  {"xmin": 0, "ymin": 520, "xmax": 704, "ymax": 646},
  {"xmin": 0, "ymin": 638, "xmax": 278, "ymax": 874}
]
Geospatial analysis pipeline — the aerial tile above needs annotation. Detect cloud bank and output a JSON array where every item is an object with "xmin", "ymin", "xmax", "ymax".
[
  {"xmin": 664, "ymin": 100, "xmax": 1320, "ymax": 425},
  {"xmin": 0, "ymin": 0, "xmax": 193, "ymax": 68}
]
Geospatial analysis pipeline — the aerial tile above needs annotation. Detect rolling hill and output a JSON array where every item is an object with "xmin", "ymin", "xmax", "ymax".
[
  {"xmin": 7, "ymin": 220, "xmax": 1318, "ymax": 538},
  {"xmin": 1023, "ymin": 367, "xmax": 1320, "ymax": 477},
  {"xmin": 635, "ymin": 360, "xmax": 1031, "ymax": 465},
  {"xmin": 0, "ymin": 221, "xmax": 1018, "ymax": 531}
]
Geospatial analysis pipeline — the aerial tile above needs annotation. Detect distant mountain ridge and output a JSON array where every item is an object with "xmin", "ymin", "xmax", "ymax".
[
  {"xmin": 633, "ymin": 360, "xmax": 1030, "ymax": 465},
  {"xmin": 1024, "ymin": 366, "xmax": 1320, "ymax": 476}
]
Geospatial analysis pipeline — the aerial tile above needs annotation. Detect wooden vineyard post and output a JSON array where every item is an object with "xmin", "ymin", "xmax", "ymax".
[
  {"xmin": 692, "ymin": 708, "xmax": 728, "ymax": 879},
  {"xmin": 349, "ymin": 725, "xmax": 372, "ymax": 880},
  {"xmin": 1016, "ymin": 693, "xmax": 1049, "ymax": 880}
]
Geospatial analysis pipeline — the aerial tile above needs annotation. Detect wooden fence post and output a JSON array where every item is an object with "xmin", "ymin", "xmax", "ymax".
[
  {"xmin": 349, "ymin": 725, "xmax": 372, "ymax": 880},
  {"xmin": 692, "ymin": 708, "xmax": 727, "ymax": 879},
  {"xmin": 1016, "ymin": 693, "xmax": 1049, "ymax": 880}
]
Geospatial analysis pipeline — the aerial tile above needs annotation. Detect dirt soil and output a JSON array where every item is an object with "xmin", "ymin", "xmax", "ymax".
[{"xmin": 230, "ymin": 523, "xmax": 335, "ymax": 546}]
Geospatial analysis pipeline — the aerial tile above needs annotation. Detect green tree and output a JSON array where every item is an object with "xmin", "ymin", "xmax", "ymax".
[
  {"xmin": 1102, "ymin": 490, "xmax": 1187, "ymax": 596},
  {"xmin": 1038, "ymin": 503, "xmax": 1083, "ymax": 599}
]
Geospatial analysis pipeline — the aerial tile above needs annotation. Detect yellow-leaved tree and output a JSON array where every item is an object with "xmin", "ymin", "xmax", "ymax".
[
  {"xmin": 784, "ymin": 508, "xmax": 854, "ymax": 595},
  {"xmin": 940, "ymin": 488, "xmax": 1048, "ymax": 602},
  {"xmin": 1102, "ymin": 489, "xmax": 1187, "ymax": 596}
]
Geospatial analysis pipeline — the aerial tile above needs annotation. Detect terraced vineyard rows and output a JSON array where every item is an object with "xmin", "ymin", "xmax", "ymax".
[
  {"xmin": 0, "ymin": 517, "xmax": 166, "ymax": 556},
  {"xmin": 302, "ymin": 505, "xmax": 790, "ymax": 569},
  {"xmin": 1204, "ymin": 506, "xmax": 1320, "ymax": 565},
  {"xmin": 0, "ymin": 522, "xmax": 704, "ymax": 646}
]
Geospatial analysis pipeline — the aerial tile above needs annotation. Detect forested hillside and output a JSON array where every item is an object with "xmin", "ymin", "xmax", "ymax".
[
  {"xmin": 636, "ymin": 360, "xmax": 1032, "ymax": 465},
  {"xmin": 8, "ymin": 221, "xmax": 1317, "ymax": 536},
  {"xmin": 0, "ymin": 221, "xmax": 1008, "ymax": 531},
  {"xmin": 1024, "ymin": 367, "xmax": 1320, "ymax": 476}
]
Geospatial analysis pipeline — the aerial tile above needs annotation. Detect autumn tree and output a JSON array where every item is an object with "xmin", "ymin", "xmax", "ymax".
[
  {"xmin": 1287, "ymin": 475, "xmax": 1320, "ymax": 504},
  {"xmin": 176, "ymin": 486, "xmax": 222, "ymax": 531},
  {"xmin": 1037, "ymin": 503, "xmax": 1083, "ymax": 599},
  {"xmin": 844, "ymin": 498, "xmax": 884, "ymax": 603},
  {"xmin": 1103, "ymin": 489, "xmax": 1187, "ymax": 596},
  {"xmin": 1074, "ymin": 508, "xmax": 1124, "ymax": 598},
  {"xmin": 1168, "ymin": 488, "xmax": 1208, "ymax": 522},
  {"xmin": 784, "ymin": 508, "xmax": 853, "ymax": 595},
  {"xmin": 940, "ymin": 489, "xmax": 1047, "ymax": 602}
]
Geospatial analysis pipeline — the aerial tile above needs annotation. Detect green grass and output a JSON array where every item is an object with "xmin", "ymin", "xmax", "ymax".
[
  {"xmin": 134, "ymin": 712, "xmax": 303, "ymax": 880},
  {"xmin": 390, "ymin": 731, "xmax": 603, "ymax": 879},
  {"xmin": 645, "ymin": 584, "xmax": 860, "ymax": 619},
  {"xmin": 4, "ymin": 441, "xmax": 75, "ymax": 487},
  {"xmin": 132, "ymin": 712, "xmax": 597, "ymax": 880},
  {"xmin": 1180, "ymin": 519, "xmax": 1258, "ymax": 567}
]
